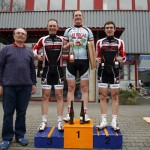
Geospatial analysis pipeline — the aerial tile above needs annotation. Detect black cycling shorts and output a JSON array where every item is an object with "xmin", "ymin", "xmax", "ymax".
[
  {"xmin": 66, "ymin": 59, "xmax": 89, "ymax": 80},
  {"xmin": 98, "ymin": 65, "xmax": 120, "ymax": 88},
  {"xmin": 41, "ymin": 66, "xmax": 64, "ymax": 89}
]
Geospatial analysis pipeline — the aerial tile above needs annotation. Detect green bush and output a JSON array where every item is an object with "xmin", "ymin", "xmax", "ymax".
[{"xmin": 119, "ymin": 89, "xmax": 139, "ymax": 105}]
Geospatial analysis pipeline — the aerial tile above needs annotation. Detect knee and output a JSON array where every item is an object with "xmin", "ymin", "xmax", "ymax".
[
  {"xmin": 100, "ymin": 92, "xmax": 107, "ymax": 101},
  {"xmin": 42, "ymin": 94, "xmax": 49, "ymax": 101},
  {"xmin": 68, "ymin": 86, "xmax": 75, "ymax": 92},
  {"xmin": 81, "ymin": 86, "xmax": 88, "ymax": 93},
  {"xmin": 56, "ymin": 94, "xmax": 63, "ymax": 101},
  {"xmin": 111, "ymin": 93, "xmax": 118, "ymax": 101}
]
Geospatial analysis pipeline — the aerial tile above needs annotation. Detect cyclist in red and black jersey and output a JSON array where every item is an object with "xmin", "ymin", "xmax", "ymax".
[
  {"xmin": 96, "ymin": 21, "xmax": 126, "ymax": 131},
  {"xmin": 33, "ymin": 19, "xmax": 64, "ymax": 131}
]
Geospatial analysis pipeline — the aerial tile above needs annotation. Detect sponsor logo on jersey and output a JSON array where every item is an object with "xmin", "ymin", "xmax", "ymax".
[
  {"xmin": 70, "ymin": 33, "xmax": 87, "ymax": 39},
  {"xmin": 45, "ymin": 45, "xmax": 61, "ymax": 49},
  {"xmin": 42, "ymin": 78, "xmax": 47, "ymax": 84}
]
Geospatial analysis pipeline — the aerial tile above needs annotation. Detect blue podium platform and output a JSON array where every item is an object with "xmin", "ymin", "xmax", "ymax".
[
  {"xmin": 34, "ymin": 127, "xmax": 64, "ymax": 148},
  {"xmin": 93, "ymin": 126, "xmax": 122, "ymax": 149},
  {"xmin": 34, "ymin": 125, "xmax": 122, "ymax": 149}
]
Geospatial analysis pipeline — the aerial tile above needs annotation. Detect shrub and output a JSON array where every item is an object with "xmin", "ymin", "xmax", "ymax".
[{"xmin": 119, "ymin": 89, "xmax": 139, "ymax": 105}]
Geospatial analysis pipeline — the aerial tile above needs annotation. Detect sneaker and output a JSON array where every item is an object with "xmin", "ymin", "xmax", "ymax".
[
  {"xmin": 16, "ymin": 138, "xmax": 28, "ymax": 146},
  {"xmin": 111, "ymin": 122, "xmax": 120, "ymax": 131},
  {"xmin": 96, "ymin": 121, "xmax": 107, "ymax": 130},
  {"xmin": 38, "ymin": 121, "xmax": 47, "ymax": 131},
  {"xmin": 63, "ymin": 114, "xmax": 70, "ymax": 122},
  {"xmin": 58, "ymin": 121, "xmax": 63, "ymax": 131},
  {"xmin": 0, "ymin": 141, "xmax": 10, "ymax": 150},
  {"xmin": 85, "ymin": 114, "xmax": 90, "ymax": 122}
]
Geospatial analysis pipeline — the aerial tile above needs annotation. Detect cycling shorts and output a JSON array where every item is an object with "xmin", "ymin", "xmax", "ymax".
[
  {"xmin": 98, "ymin": 65, "xmax": 120, "ymax": 89},
  {"xmin": 66, "ymin": 59, "xmax": 89, "ymax": 80},
  {"xmin": 41, "ymin": 66, "xmax": 64, "ymax": 89}
]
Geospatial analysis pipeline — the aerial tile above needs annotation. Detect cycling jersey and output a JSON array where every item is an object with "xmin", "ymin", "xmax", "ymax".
[
  {"xmin": 96, "ymin": 36, "xmax": 126, "ymax": 65},
  {"xmin": 33, "ymin": 35, "xmax": 64, "ymax": 67},
  {"xmin": 96, "ymin": 36, "xmax": 126, "ymax": 88},
  {"xmin": 64, "ymin": 26, "xmax": 94, "ymax": 59},
  {"xmin": 33, "ymin": 34, "xmax": 64, "ymax": 89}
]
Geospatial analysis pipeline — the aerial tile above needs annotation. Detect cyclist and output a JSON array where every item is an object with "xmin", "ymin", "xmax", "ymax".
[
  {"xmin": 63, "ymin": 10, "xmax": 96, "ymax": 122},
  {"xmin": 33, "ymin": 19, "xmax": 64, "ymax": 131},
  {"xmin": 96, "ymin": 21, "xmax": 126, "ymax": 131}
]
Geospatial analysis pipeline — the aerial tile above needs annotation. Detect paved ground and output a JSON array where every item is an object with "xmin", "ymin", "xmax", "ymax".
[{"xmin": 0, "ymin": 101, "xmax": 150, "ymax": 150}]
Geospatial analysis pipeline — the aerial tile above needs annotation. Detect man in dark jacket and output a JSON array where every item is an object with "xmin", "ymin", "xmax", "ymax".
[{"xmin": 0, "ymin": 28, "xmax": 36, "ymax": 150}]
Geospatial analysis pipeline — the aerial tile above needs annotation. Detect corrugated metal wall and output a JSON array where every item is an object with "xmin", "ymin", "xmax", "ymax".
[{"xmin": 0, "ymin": 10, "xmax": 150, "ymax": 54}]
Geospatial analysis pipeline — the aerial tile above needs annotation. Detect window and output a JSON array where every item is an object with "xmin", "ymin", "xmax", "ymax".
[
  {"xmin": 103, "ymin": 0, "xmax": 117, "ymax": 10},
  {"xmin": 80, "ymin": 0, "xmax": 93, "ymax": 10},
  {"xmin": 50, "ymin": 0, "xmax": 62, "ymax": 10},
  {"xmin": 65, "ymin": 0, "xmax": 77, "ymax": 10},
  {"xmin": 120, "ymin": 0, "xmax": 132, "ymax": 10},
  {"xmin": 135, "ymin": 0, "xmax": 148, "ymax": 10},
  {"xmin": 34, "ymin": 0, "xmax": 47, "ymax": 11},
  {"xmin": 12, "ymin": 0, "xmax": 25, "ymax": 11},
  {"xmin": 0, "ymin": 0, "xmax": 10, "ymax": 12}
]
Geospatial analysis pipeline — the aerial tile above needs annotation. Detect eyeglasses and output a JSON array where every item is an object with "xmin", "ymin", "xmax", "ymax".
[{"xmin": 15, "ymin": 32, "xmax": 27, "ymax": 36}]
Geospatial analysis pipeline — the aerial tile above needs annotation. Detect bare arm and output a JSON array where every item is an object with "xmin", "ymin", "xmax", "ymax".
[
  {"xmin": 89, "ymin": 40, "xmax": 96, "ymax": 69},
  {"xmin": 63, "ymin": 40, "xmax": 73, "ymax": 50},
  {"xmin": 116, "ymin": 39, "xmax": 126, "ymax": 62}
]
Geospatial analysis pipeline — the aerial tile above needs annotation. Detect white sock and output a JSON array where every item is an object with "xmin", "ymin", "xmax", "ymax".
[
  {"xmin": 101, "ymin": 114, "xmax": 107, "ymax": 122},
  {"xmin": 42, "ymin": 115, "xmax": 48, "ymax": 123},
  {"xmin": 112, "ymin": 115, "xmax": 117, "ymax": 123},
  {"xmin": 58, "ymin": 116, "xmax": 63, "ymax": 122}
]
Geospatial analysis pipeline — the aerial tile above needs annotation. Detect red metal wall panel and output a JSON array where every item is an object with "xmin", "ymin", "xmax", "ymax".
[
  {"xmin": 47, "ymin": 0, "xmax": 50, "ymax": 10},
  {"xmin": 25, "ymin": 0, "xmax": 34, "ymax": 11},
  {"xmin": 148, "ymin": 0, "xmax": 150, "ymax": 10},
  {"xmin": 132, "ymin": 0, "xmax": 135, "ymax": 10},
  {"xmin": 117, "ymin": 0, "xmax": 120, "ymax": 10},
  {"xmin": 62, "ymin": 0, "xmax": 65, "ymax": 10},
  {"xmin": 94, "ymin": 0, "xmax": 103, "ymax": 10},
  {"xmin": 77, "ymin": 0, "xmax": 80, "ymax": 10},
  {"xmin": 10, "ymin": 0, "xmax": 13, "ymax": 11}
]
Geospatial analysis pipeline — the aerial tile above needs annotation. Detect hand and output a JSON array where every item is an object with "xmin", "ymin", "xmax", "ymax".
[
  {"xmin": 0, "ymin": 86, "xmax": 3, "ymax": 96},
  {"xmin": 116, "ymin": 56, "xmax": 123, "ymax": 62},
  {"xmin": 31, "ymin": 85, "xmax": 37, "ymax": 94},
  {"xmin": 69, "ymin": 42, "xmax": 74, "ymax": 47},
  {"xmin": 36, "ymin": 54, "xmax": 43, "ymax": 61},
  {"xmin": 96, "ymin": 57, "xmax": 101, "ymax": 64},
  {"xmin": 67, "ymin": 42, "xmax": 74, "ymax": 49}
]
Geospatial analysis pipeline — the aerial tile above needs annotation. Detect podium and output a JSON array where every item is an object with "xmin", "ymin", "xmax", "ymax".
[{"xmin": 34, "ymin": 119, "xmax": 122, "ymax": 149}]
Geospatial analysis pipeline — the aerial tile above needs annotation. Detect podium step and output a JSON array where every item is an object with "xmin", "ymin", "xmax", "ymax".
[
  {"xmin": 93, "ymin": 126, "xmax": 122, "ymax": 149},
  {"xmin": 34, "ymin": 127, "xmax": 64, "ymax": 148},
  {"xmin": 64, "ymin": 118, "xmax": 93, "ymax": 148}
]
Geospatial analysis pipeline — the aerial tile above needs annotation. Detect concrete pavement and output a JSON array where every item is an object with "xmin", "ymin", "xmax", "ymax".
[{"xmin": 0, "ymin": 101, "xmax": 150, "ymax": 150}]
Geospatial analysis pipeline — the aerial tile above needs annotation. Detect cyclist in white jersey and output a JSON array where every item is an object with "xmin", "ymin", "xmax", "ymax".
[{"xmin": 63, "ymin": 10, "xmax": 96, "ymax": 122}]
